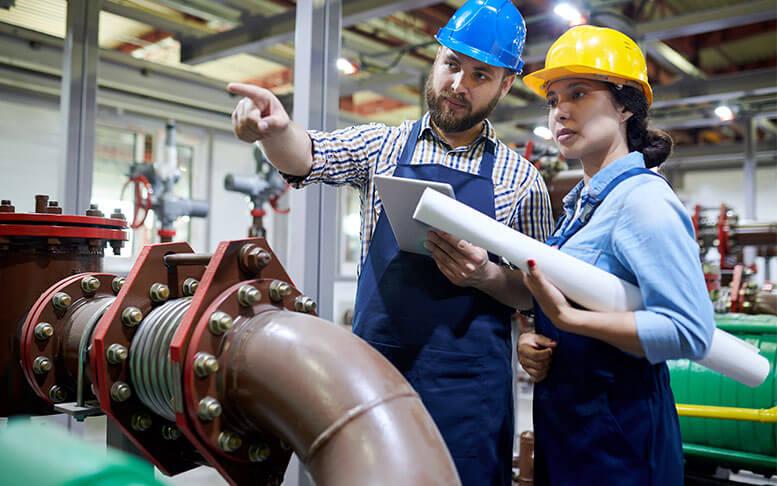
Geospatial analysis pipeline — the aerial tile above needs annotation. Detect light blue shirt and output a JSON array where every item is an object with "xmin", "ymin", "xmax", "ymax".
[{"xmin": 555, "ymin": 152, "xmax": 714, "ymax": 363}]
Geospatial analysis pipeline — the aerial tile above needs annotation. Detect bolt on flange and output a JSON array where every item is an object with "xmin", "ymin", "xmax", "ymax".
[
  {"xmin": 121, "ymin": 307, "xmax": 143, "ymax": 327},
  {"xmin": 110, "ymin": 381, "xmax": 132, "ymax": 402},
  {"xmin": 182, "ymin": 278, "xmax": 199, "ymax": 297},
  {"xmin": 34, "ymin": 322, "xmax": 54, "ymax": 340},
  {"xmin": 237, "ymin": 285, "xmax": 261, "ymax": 307},
  {"xmin": 131, "ymin": 413, "xmax": 153, "ymax": 432},
  {"xmin": 149, "ymin": 283, "xmax": 170, "ymax": 303},
  {"xmin": 269, "ymin": 281, "xmax": 292, "ymax": 302},
  {"xmin": 294, "ymin": 296, "xmax": 317, "ymax": 314},
  {"xmin": 33, "ymin": 356, "xmax": 52, "ymax": 374},
  {"xmin": 52, "ymin": 292, "xmax": 72, "ymax": 311},
  {"xmin": 80, "ymin": 276, "xmax": 101, "ymax": 293},
  {"xmin": 193, "ymin": 352, "xmax": 219, "ymax": 377},
  {"xmin": 239, "ymin": 243, "xmax": 272, "ymax": 274},
  {"xmin": 198, "ymin": 396, "xmax": 222, "ymax": 421},
  {"xmin": 106, "ymin": 344, "xmax": 128, "ymax": 365},
  {"xmin": 161, "ymin": 425, "xmax": 181, "ymax": 441},
  {"xmin": 208, "ymin": 312, "xmax": 233, "ymax": 335},
  {"xmin": 248, "ymin": 443, "xmax": 272, "ymax": 463},
  {"xmin": 218, "ymin": 431, "xmax": 243, "ymax": 453},
  {"xmin": 111, "ymin": 276, "xmax": 126, "ymax": 294},
  {"xmin": 48, "ymin": 385, "xmax": 66, "ymax": 403}
]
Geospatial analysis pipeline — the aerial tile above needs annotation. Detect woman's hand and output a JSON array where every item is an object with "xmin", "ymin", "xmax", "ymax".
[
  {"xmin": 522, "ymin": 259, "xmax": 580, "ymax": 332},
  {"xmin": 518, "ymin": 331, "xmax": 556, "ymax": 382}
]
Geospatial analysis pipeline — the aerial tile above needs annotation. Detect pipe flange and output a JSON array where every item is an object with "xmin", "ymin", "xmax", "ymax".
[
  {"xmin": 171, "ymin": 238, "xmax": 295, "ymax": 485},
  {"xmin": 89, "ymin": 242, "xmax": 205, "ymax": 477},
  {"xmin": 19, "ymin": 272, "xmax": 118, "ymax": 406}
]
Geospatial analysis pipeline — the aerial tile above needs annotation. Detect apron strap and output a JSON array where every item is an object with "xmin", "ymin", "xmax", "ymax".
[
  {"xmin": 554, "ymin": 167, "xmax": 666, "ymax": 249},
  {"xmin": 396, "ymin": 120, "xmax": 423, "ymax": 167},
  {"xmin": 477, "ymin": 139, "xmax": 497, "ymax": 179}
]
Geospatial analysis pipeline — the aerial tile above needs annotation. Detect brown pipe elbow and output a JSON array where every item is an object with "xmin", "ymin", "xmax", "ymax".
[{"xmin": 223, "ymin": 308, "xmax": 461, "ymax": 485}]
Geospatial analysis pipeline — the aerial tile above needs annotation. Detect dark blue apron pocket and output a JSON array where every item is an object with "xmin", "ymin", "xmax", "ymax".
[{"xmin": 413, "ymin": 348, "xmax": 486, "ymax": 459}]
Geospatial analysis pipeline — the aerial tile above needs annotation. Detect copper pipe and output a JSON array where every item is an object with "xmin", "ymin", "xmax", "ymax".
[
  {"xmin": 516, "ymin": 430, "xmax": 534, "ymax": 486},
  {"xmin": 224, "ymin": 309, "xmax": 461, "ymax": 485}
]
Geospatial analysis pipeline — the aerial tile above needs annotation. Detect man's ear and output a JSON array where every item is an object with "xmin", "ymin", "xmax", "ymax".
[{"xmin": 500, "ymin": 72, "xmax": 516, "ymax": 98}]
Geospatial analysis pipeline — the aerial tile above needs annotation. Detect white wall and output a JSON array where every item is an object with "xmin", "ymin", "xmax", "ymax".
[
  {"xmin": 0, "ymin": 91, "xmax": 63, "ymax": 211},
  {"xmin": 677, "ymin": 167, "xmax": 777, "ymax": 222}
]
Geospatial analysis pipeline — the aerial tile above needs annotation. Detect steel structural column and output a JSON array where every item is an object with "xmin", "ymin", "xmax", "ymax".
[
  {"xmin": 743, "ymin": 116, "xmax": 758, "ymax": 266},
  {"xmin": 286, "ymin": 0, "xmax": 341, "ymax": 326},
  {"xmin": 61, "ymin": 0, "xmax": 100, "ymax": 214}
]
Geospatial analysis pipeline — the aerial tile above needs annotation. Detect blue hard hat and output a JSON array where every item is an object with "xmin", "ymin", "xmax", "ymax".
[{"xmin": 435, "ymin": 0, "xmax": 527, "ymax": 73}]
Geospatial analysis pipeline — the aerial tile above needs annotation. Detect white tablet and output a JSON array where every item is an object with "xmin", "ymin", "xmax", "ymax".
[{"xmin": 374, "ymin": 174, "xmax": 455, "ymax": 256}]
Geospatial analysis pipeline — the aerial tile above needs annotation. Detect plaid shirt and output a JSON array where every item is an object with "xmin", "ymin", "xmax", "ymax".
[{"xmin": 284, "ymin": 112, "xmax": 554, "ymax": 269}]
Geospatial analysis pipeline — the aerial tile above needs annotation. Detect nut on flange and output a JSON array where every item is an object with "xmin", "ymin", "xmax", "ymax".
[
  {"xmin": 208, "ymin": 311, "xmax": 233, "ymax": 335},
  {"xmin": 294, "ymin": 296, "xmax": 317, "ymax": 314},
  {"xmin": 48, "ymin": 385, "xmax": 66, "ymax": 403},
  {"xmin": 131, "ymin": 413, "xmax": 153, "ymax": 432},
  {"xmin": 122, "ymin": 307, "xmax": 143, "ymax": 327},
  {"xmin": 182, "ymin": 278, "xmax": 199, "ymax": 297},
  {"xmin": 198, "ymin": 397, "xmax": 222, "ymax": 421},
  {"xmin": 80, "ymin": 275, "xmax": 101, "ymax": 293},
  {"xmin": 52, "ymin": 292, "xmax": 72, "ymax": 311},
  {"xmin": 161, "ymin": 425, "xmax": 181, "ymax": 440},
  {"xmin": 193, "ymin": 352, "xmax": 219, "ymax": 377},
  {"xmin": 149, "ymin": 283, "xmax": 170, "ymax": 303},
  {"xmin": 106, "ymin": 344, "xmax": 128, "ymax": 365},
  {"xmin": 248, "ymin": 443, "xmax": 272, "ymax": 463},
  {"xmin": 33, "ymin": 356, "xmax": 52, "ymax": 375},
  {"xmin": 237, "ymin": 285, "xmax": 261, "ymax": 307},
  {"xmin": 218, "ymin": 431, "xmax": 243, "ymax": 453},
  {"xmin": 239, "ymin": 243, "xmax": 272, "ymax": 274},
  {"xmin": 110, "ymin": 381, "xmax": 132, "ymax": 402},
  {"xmin": 269, "ymin": 280, "xmax": 292, "ymax": 302},
  {"xmin": 34, "ymin": 322, "xmax": 54, "ymax": 340},
  {"xmin": 111, "ymin": 276, "xmax": 126, "ymax": 294}
]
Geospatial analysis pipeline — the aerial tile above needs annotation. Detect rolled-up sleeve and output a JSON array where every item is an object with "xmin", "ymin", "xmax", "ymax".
[
  {"xmin": 280, "ymin": 123, "xmax": 390, "ymax": 190},
  {"xmin": 612, "ymin": 182, "xmax": 714, "ymax": 363},
  {"xmin": 511, "ymin": 171, "xmax": 554, "ymax": 243}
]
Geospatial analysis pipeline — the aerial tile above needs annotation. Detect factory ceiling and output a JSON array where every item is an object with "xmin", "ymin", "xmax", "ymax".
[{"xmin": 0, "ymin": 0, "xmax": 775, "ymax": 151}]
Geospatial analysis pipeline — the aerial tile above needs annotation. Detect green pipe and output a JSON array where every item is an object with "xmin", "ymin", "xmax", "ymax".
[
  {"xmin": 714, "ymin": 314, "xmax": 777, "ymax": 334},
  {"xmin": 683, "ymin": 443, "xmax": 777, "ymax": 471}
]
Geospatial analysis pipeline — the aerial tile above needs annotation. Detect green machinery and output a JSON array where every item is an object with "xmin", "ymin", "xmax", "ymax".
[
  {"xmin": 669, "ymin": 313, "xmax": 777, "ymax": 474},
  {"xmin": 0, "ymin": 421, "xmax": 164, "ymax": 486}
]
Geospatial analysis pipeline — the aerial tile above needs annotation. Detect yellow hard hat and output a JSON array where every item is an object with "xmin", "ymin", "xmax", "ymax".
[{"xmin": 523, "ymin": 25, "xmax": 653, "ymax": 105}]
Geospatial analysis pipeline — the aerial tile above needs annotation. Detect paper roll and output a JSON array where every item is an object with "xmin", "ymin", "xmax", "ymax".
[{"xmin": 413, "ymin": 188, "xmax": 770, "ymax": 388}]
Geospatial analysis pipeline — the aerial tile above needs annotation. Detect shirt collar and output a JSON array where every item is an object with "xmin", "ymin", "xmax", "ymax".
[
  {"xmin": 561, "ymin": 151, "xmax": 647, "ymax": 214},
  {"xmin": 419, "ymin": 111, "xmax": 497, "ymax": 147}
]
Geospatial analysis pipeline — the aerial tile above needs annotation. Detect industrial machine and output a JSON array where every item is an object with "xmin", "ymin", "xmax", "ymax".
[
  {"xmin": 0, "ymin": 195, "xmax": 459, "ymax": 485},
  {"xmin": 125, "ymin": 121, "xmax": 209, "ymax": 242},
  {"xmin": 224, "ymin": 146, "xmax": 289, "ymax": 238}
]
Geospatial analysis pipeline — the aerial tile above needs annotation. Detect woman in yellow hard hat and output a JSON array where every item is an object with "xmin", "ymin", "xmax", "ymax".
[{"xmin": 517, "ymin": 26, "xmax": 714, "ymax": 485}]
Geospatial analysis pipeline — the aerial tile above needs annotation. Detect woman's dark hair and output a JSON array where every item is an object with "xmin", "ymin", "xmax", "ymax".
[{"xmin": 606, "ymin": 84, "xmax": 673, "ymax": 168}]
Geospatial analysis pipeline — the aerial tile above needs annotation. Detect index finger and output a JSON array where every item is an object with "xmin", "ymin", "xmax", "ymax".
[{"xmin": 227, "ymin": 82, "xmax": 271, "ymax": 108}]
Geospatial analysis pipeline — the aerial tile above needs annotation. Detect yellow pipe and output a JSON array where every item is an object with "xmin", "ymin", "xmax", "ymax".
[{"xmin": 676, "ymin": 404, "xmax": 777, "ymax": 423}]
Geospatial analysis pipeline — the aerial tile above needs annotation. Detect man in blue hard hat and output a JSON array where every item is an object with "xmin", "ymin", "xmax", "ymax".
[{"xmin": 228, "ymin": 1, "xmax": 553, "ymax": 483}]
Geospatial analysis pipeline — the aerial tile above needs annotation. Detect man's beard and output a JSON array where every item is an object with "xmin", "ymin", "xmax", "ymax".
[{"xmin": 425, "ymin": 77, "xmax": 501, "ymax": 134}]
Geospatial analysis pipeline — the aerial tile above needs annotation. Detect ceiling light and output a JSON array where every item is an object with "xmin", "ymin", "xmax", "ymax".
[
  {"xmin": 554, "ymin": 3, "xmax": 586, "ymax": 26},
  {"xmin": 533, "ymin": 126, "xmax": 553, "ymax": 140},
  {"xmin": 336, "ymin": 58, "xmax": 358, "ymax": 76},
  {"xmin": 714, "ymin": 105, "xmax": 734, "ymax": 121}
]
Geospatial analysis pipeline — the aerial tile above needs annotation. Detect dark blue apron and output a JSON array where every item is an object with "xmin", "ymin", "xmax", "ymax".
[
  {"xmin": 353, "ymin": 120, "xmax": 514, "ymax": 485},
  {"xmin": 532, "ymin": 167, "xmax": 684, "ymax": 485}
]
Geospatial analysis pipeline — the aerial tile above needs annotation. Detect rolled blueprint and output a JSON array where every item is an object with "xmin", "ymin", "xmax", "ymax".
[{"xmin": 413, "ymin": 188, "xmax": 770, "ymax": 388}]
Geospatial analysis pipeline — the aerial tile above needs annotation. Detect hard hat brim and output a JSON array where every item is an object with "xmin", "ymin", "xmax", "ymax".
[
  {"xmin": 523, "ymin": 65, "xmax": 653, "ymax": 105},
  {"xmin": 436, "ymin": 34, "xmax": 521, "ymax": 73}
]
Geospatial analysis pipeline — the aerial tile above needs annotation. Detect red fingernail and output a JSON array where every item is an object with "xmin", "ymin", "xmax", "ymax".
[{"xmin": 527, "ymin": 259, "xmax": 536, "ymax": 268}]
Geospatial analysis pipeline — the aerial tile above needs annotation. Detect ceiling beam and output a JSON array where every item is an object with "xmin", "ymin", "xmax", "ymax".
[
  {"xmin": 102, "ymin": 1, "xmax": 214, "ymax": 37},
  {"xmin": 637, "ymin": 0, "xmax": 777, "ymax": 41},
  {"xmin": 180, "ymin": 0, "xmax": 444, "ymax": 64},
  {"xmin": 645, "ymin": 41, "xmax": 707, "ymax": 79},
  {"xmin": 497, "ymin": 67, "xmax": 777, "ymax": 125}
]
